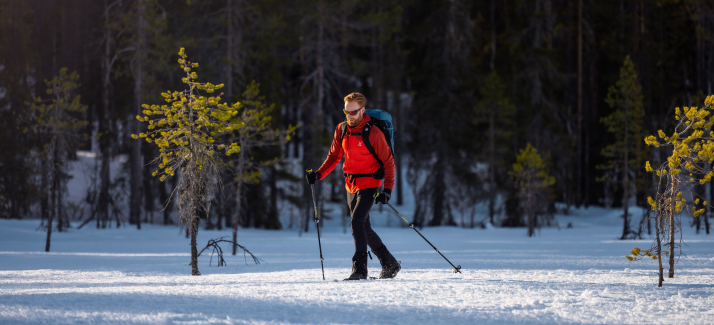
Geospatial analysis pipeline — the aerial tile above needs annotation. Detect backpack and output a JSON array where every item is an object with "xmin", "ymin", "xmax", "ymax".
[{"xmin": 339, "ymin": 109, "xmax": 394, "ymax": 181}]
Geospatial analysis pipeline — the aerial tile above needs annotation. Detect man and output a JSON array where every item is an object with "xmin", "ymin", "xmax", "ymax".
[{"xmin": 305, "ymin": 92, "xmax": 400, "ymax": 280}]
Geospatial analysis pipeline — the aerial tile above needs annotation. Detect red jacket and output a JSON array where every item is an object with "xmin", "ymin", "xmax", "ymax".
[{"xmin": 317, "ymin": 114, "xmax": 395, "ymax": 194}]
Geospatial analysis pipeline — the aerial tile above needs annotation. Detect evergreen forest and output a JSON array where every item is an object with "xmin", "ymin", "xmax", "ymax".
[{"xmin": 2, "ymin": 0, "xmax": 714, "ymax": 238}]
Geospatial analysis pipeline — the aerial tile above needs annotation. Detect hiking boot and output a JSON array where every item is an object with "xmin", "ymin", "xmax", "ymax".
[
  {"xmin": 344, "ymin": 252, "xmax": 368, "ymax": 280},
  {"xmin": 371, "ymin": 244, "xmax": 401, "ymax": 279}
]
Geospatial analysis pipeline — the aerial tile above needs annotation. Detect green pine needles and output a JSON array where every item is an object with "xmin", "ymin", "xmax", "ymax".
[
  {"xmin": 628, "ymin": 94, "xmax": 714, "ymax": 287},
  {"xmin": 227, "ymin": 81, "xmax": 297, "ymax": 251},
  {"xmin": 598, "ymin": 55, "xmax": 648, "ymax": 240},
  {"xmin": 132, "ymin": 48, "xmax": 245, "ymax": 276},
  {"xmin": 510, "ymin": 143, "xmax": 555, "ymax": 237},
  {"xmin": 28, "ymin": 68, "xmax": 88, "ymax": 137},
  {"xmin": 134, "ymin": 48, "xmax": 244, "ymax": 181},
  {"xmin": 27, "ymin": 68, "xmax": 88, "ymax": 252}
]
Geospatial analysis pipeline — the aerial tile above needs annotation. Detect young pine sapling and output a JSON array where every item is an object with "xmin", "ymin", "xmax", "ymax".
[
  {"xmin": 628, "ymin": 95, "xmax": 714, "ymax": 287},
  {"xmin": 26, "ymin": 68, "xmax": 88, "ymax": 252},
  {"xmin": 597, "ymin": 56, "xmax": 648, "ymax": 240},
  {"xmin": 228, "ymin": 81, "xmax": 298, "ymax": 254},
  {"xmin": 133, "ymin": 48, "xmax": 256, "ymax": 275},
  {"xmin": 510, "ymin": 143, "xmax": 555, "ymax": 237}
]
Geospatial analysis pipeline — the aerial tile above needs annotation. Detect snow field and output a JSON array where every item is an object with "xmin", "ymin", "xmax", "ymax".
[{"xmin": 1, "ymin": 207, "xmax": 714, "ymax": 324}]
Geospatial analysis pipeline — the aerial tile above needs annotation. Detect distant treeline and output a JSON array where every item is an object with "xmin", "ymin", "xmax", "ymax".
[{"xmin": 1, "ymin": 0, "xmax": 713, "ymax": 231}]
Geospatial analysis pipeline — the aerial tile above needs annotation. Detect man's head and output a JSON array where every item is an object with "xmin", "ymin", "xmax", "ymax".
[{"xmin": 344, "ymin": 92, "xmax": 367, "ymax": 127}]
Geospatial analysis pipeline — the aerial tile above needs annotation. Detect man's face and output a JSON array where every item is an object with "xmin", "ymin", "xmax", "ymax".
[{"xmin": 344, "ymin": 102, "xmax": 364, "ymax": 126}]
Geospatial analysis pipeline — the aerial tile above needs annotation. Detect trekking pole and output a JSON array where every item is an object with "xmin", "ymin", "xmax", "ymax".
[
  {"xmin": 376, "ymin": 193, "xmax": 462, "ymax": 274},
  {"xmin": 307, "ymin": 169, "xmax": 326, "ymax": 280}
]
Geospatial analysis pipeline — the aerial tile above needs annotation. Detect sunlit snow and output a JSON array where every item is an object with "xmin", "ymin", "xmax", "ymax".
[
  {"xmin": 1, "ymin": 205, "xmax": 713, "ymax": 324},
  {"xmin": 1, "ymin": 154, "xmax": 713, "ymax": 324}
]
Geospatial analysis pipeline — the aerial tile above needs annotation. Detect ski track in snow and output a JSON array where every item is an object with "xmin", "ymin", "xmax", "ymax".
[{"xmin": 1, "ymin": 214, "xmax": 714, "ymax": 325}]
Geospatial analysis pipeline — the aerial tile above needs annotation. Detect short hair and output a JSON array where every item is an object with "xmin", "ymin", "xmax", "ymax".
[{"xmin": 344, "ymin": 92, "xmax": 367, "ymax": 107}]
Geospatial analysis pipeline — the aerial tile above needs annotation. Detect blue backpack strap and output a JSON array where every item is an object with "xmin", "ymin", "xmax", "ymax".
[{"xmin": 361, "ymin": 120, "xmax": 385, "ymax": 179}]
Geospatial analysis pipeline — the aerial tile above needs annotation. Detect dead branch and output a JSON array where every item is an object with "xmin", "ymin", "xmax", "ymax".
[{"xmin": 197, "ymin": 236, "xmax": 262, "ymax": 267}]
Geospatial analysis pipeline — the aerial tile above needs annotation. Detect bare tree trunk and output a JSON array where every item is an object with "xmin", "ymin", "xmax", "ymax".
[
  {"xmin": 41, "ymin": 158, "xmax": 49, "ymax": 228},
  {"xmin": 577, "ymin": 0, "xmax": 583, "ymax": 206},
  {"xmin": 232, "ymin": 139, "xmax": 245, "ymax": 255},
  {"xmin": 317, "ymin": 3, "xmax": 324, "ymax": 116},
  {"xmin": 489, "ymin": 105, "xmax": 496, "ymax": 225},
  {"xmin": 429, "ymin": 157, "xmax": 446, "ymax": 226},
  {"xmin": 190, "ymin": 211, "xmax": 200, "ymax": 276},
  {"xmin": 232, "ymin": 180, "xmax": 242, "ymax": 254},
  {"xmin": 99, "ymin": 0, "xmax": 113, "ymax": 230},
  {"xmin": 395, "ymin": 85, "xmax": 404, "ymax": 206},
  {"xmin": 655, "ymin": 199, "xmax": 664, "ymax": 287},
  {"xmin": 586, "ymin": 29, "xmax": 597, "ymax": 207},
  {"xmin": 377, "ymin": 5, "xmax": 386, "ymax": 109},
  {"xmin": 668, "ymin": 192, "xmax": 676, "ymax": 278},
  {"xmin": 394, "ymin": 29, "xmax": 405, "ymax": 206},
  {"xmin": 621, "ymin": 94, "xmax": 630, "ymax": 239},
  {"xmin": 488, "ymin": 0, "xmax": 497, "ymax": 224},
  {"xmin": 45, "ymin": 143, "xmax": 56, "ymax": 252},
  {"xmin": 130, "ymin": 0, "xmax": 145, "ymax": 230},
  {"xmin": 45, "ymin": 177, "xmax": 54, "ymax": 252},
  {"xmin": 226, "ymin": 0, "xmax": 233, "ymax": 101},
  {"xmin": 56, "ymin": 164, "xmax": 64, "ymax": 233},
  {"xmin": 142, "ymin": 151, "xmax": 154, "ymax": 224},
  {"xmin": 46, "ymin": 84, "xmax": 61, "ymax": 252},
  {"xmin": 268, "ymin": 166, "xmax": 279, "ymax": 229},
  {"xmin": 50, "ymin": 167, "xmax": 58, "ymax": 234},
  {"xmin": 301, "ymin": 2, "xmax": 326, "ymax": 234},
  {"xmin": 490, "ymin": 0, "xmax": 496, "ymax": 71},
  {"xmin": 527, "ymin": 180, "xmax": 535, "ymax": 237},
  {"xmin": 99, "ymin": 154, "xmax": 110, "ymax": 229}
]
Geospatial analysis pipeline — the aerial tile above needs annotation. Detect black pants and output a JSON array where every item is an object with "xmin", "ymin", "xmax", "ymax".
[{"xmin": 348, "ymin": 187, "xmax": 384, "ymax": 253}]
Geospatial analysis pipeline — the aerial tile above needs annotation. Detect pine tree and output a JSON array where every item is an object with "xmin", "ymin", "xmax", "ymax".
[
  {"xmin": 124, "ymin": 0, "xmax": 175, "ymax": 229},
  {"xmin": 477, "ymin": 71, "xmax": 515, "ymax": 226},
  {"xmin": 510, "ymin": 143, "xmax": 555, "ymax": 237},
  {"xmin": 406, "ymin": 0, "xmax": 477, "ymax": 227},
  {"xmin": 93, "ymin": 0, "xmax": 126, "ymax": 229},
  {"xmin": 598, "ymin": 55, "xmax": 647, "ymax": 240},
  {"xmin": 629, "ymin": 95, "xmax": 714, "ymax": 287},
  {"xmin": 27, "ymin": 68, "xmax": 88, "ymax": 252},
  {"xmin": 228, "ymin": 81, "xmax": 297, "ymax": 254},
  {"xmin": 133, "ymin": 48, "xmax": 244, "ymax": 276},
  {"xmin": 0, "ymin": 0, "xmax": 36, "ymax": 220}
]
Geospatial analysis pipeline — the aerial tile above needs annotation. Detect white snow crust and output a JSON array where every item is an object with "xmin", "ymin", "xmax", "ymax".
[
  {"xmin": 1, "ymin": 153, "xmax": 713, "ymax": 324},
  {"xmin": 1, "ymin": 204, "xmax": 714, "ymax": 324}
]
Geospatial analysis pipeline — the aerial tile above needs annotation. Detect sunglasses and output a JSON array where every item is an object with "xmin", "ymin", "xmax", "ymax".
[{"xmin": 343, "ymin": 107, "xmax": 364, "ymax": 116}]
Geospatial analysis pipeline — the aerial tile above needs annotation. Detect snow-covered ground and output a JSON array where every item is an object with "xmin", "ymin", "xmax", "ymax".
[
  {"xmin": 1, "ymin": 204, "xmax": 713, "ymax": 324},
  {"xmin": 2, "ymin": 153, "xmax": 713, "ymax": 324}
]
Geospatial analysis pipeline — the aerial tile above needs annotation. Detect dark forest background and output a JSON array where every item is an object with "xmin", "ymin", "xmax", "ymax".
[{"xmin": 1, "ymin": 0, "xmax": 714, "ymax": 234}]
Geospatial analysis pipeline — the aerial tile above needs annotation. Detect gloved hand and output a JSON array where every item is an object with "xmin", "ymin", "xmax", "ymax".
[
  {"xmin": 374, "ymin": 188, "xmax": 392, "ymax": 204},
  {"xmin": 305, "ymin": 170, "xmax": 321, "ymax": 185}
]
